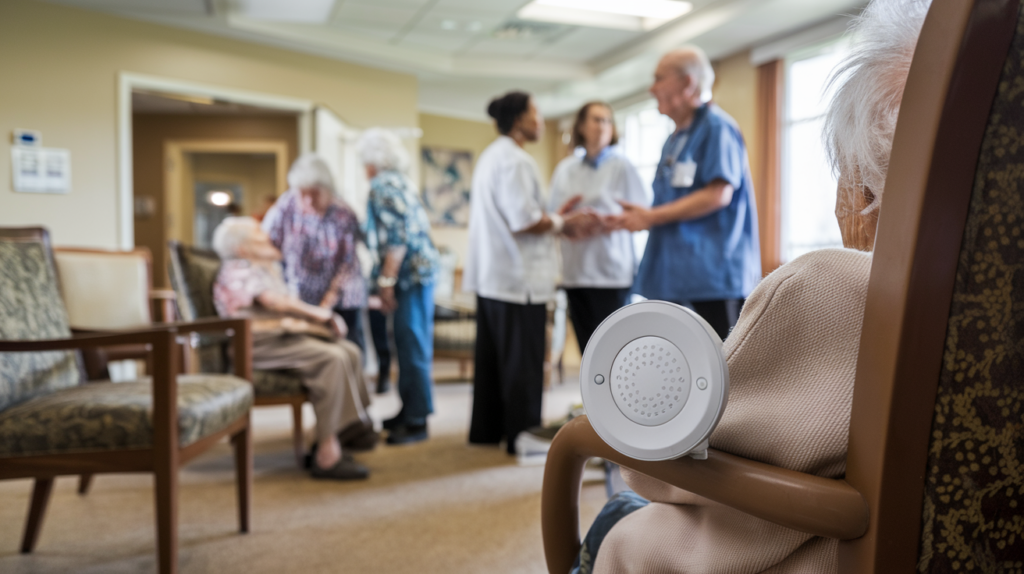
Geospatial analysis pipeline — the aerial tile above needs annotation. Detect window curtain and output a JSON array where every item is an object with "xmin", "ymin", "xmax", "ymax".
[{"xmin": 755, "ymin": 59, "xmax": 783, "ymax": 274}]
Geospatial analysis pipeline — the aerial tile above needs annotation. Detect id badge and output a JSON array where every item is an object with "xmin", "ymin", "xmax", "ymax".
[{"xmin": 671, "ymin": 160, "xmax": 697, "ymax": 188}]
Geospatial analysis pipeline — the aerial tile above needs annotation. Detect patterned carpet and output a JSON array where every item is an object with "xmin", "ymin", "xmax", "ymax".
[{"xmin": 0, "ymin": 370, "xmax": 606, "ymax": 574}]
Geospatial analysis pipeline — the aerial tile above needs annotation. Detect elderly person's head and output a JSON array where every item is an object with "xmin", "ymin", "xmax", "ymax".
[
  {"xmin": 650, "ymin": 46, "xmax": 715, "ymax": 127},
  {"xmin": 824, "ymin": 0, "xmax": 931, "ymax": 251},
  {"xmin": 487, "ymin": 91, "xmax": 544, "ymax": 144},
  {"xmin": 356, "ymin": 128, "xmax": 410, "ymax": 180},
  {"xmin": 212, "ymin": 216, "xmax": 281, "ymax": 262},
  {"xmin": 288, "ymin": 153, "xmax": 336, "ymax": 215}
]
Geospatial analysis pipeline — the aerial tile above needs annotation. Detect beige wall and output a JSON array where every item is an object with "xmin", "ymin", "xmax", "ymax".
[
  {"xmin": 418, "ymin": 112, "xmax": 561, "ymax": 268},
  {"xmin": 0, "ymin": 0, "xmax": 418, "ymax": 250},
  {"xmin": 712, "ymin": 50, "xmax": 762, "ymax": 209}
]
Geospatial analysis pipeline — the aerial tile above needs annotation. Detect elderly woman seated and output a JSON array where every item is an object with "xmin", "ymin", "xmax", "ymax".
[
  {"xmin": 212, "ymin": 216, "xmax": 373, "ymax": 481},
  {"xmin": 574, "ymin": 0, "xmax": 929, "ymax": 572}
]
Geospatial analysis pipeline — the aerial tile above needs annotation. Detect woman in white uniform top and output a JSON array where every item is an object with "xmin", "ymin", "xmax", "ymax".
[
  {"xmin": 549, "ymin": 102, "xmax": 651, "ymax": 353},
  {"xmin": 463, "ymin": 91, "xmax": 599, "ymax": 455}
]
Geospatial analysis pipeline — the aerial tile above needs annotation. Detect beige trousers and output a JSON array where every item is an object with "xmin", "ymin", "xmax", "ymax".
[{"xmin": 252, "ymin": 333, "xmax": 371, "ymax": 443}]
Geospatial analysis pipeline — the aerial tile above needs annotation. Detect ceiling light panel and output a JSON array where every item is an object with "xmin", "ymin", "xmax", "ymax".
[
  {"xmin": 518, "ymin": 0, "xmax": 692, "ymax": 31},
  {"xmin": 236, "ymin": 0, "xmax": 337, "ymax": 23}
]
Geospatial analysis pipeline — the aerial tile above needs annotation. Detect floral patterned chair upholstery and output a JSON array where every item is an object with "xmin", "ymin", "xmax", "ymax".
[
  {"xmin": 168, "ymin": 240, "xmax": 310, "ymax": 465},
  {"xmin": 541, "ymin": 1, "xmax": 1024, "ymax": 573},
  {"xmin": 0, "ymin": 227, "xmax": 254, "ymax": 574}
]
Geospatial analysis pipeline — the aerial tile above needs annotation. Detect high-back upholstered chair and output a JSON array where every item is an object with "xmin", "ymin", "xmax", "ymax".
[
  {"xmin": 541, "ymin": 1, "xmax": 1024, "ymax": 572},
  {"xmin": 168, "ymin": 240, "xmax": 310, "ymax": 465},
  {"xmin": 0, "ymin": 227, "xmax": 254, "ymax": 574}
]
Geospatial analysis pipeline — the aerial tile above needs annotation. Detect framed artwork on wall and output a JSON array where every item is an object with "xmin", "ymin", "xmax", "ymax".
[{"xmin": 421, "ymin": 146, "xmax": 472, "ymax": 227}]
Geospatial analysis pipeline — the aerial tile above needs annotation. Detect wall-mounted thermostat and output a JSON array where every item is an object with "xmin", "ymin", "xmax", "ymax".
[{"xmin": 580, "ymin": 301, "xmax": 729, "ymax": 461}]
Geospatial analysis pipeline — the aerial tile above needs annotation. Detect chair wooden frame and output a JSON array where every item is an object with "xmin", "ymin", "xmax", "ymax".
[
  {"xmin": 0, "ymin": 229, "xmax": 254, "ymax": 574},
  {"xmin": 540, "ymin": 1, "xmax": 1021, "ymax": 572}
]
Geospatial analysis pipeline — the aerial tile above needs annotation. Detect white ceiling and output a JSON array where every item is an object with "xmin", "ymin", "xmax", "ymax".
[{"xmin": 43, "ymin": 0, "xmax": 866, "ymax": 120}]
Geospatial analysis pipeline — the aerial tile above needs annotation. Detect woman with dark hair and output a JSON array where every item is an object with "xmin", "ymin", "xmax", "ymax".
[
  {"xmin": 464, "ymin": 91, "xmax": 600, "ymax": 455},
  {"xmin": 550, "ymin": 101, "xmax": 650, "ymax": 354}
]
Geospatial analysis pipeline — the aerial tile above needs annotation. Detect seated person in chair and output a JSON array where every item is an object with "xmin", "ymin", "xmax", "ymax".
[
  {"xmin": 576, "ymin": 0, "xmax": 929, "ymax": 571},
  {"xmin": 212, "ymin": 216, "xmax": 375, "ymax": 481}
]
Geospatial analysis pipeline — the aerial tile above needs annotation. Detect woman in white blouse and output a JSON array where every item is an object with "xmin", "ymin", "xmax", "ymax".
[
  {"xmin": 549, "ymin": 101, "xmax": 651, "ymax": 353},
  {"xmin": 463, "ymin": 91, "xmax": 599, "ymax": 455}
]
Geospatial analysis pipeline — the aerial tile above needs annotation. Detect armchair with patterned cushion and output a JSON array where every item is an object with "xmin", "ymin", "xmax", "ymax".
[
  {"xmin": 0, "ymin": 227, "xmax": 254, "ymax": 574},
  {"xmin": 168, "ymin": 240, "xmax": 310, "ymax": 465},
  {"xmin": 542, "ymin": 1, "xmax": 1024, "ymax": 572}
]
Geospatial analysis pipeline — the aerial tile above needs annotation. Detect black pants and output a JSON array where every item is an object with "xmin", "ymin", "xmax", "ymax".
[
  {"xmin": 469, "ymin": 296, "xmax": 547, "ymax": 454},
  {"xmin": 689, "ymin": 298, "xmax": 745, "ymax": 340},
  {"xmin": 368, "ymin": 309, "xmax": 392, "ymax": 387},
  {"xmin": 336, "ymin": 308, "xmax": 365, "ymax": 354},
  {"xmin": 565, "ymin": 287, "xmax": 631, "ymax": 355}
]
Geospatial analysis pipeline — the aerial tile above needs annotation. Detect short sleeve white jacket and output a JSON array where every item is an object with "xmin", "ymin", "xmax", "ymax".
[{"xmin": 462, "ymin": 136, "xmax": 558, "ymax": 304}]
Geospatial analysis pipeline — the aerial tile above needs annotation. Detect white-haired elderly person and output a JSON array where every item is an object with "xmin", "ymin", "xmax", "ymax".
[
  {"xmin": 211, "ymin": 217, "xmax": 373, "ymax": 480},
  {"xmin": 262, "ymin": 154, "xmax": 368, "ymax": 349},
  {"xmin": 261, "ymin": 153, "xmax": 376, "ymax": 444},
  {"xmin": 356, "ymin": 128, "xmax": 440, "ymax": 445},
  {"xmin": 573, "ymin": 0, "xmax": 928, "ymax": 572}
]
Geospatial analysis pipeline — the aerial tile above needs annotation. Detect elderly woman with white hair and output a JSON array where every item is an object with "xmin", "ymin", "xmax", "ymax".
[
  {"xmin": 262, "ymin": 153, "xmax": 368, "ymax": 352},
  {"xmin": 357, "ymin": 128, "xmax": 440, "ymax": 445},
  {"xmin": 572, "ymin": 0, "xmax": 929, "ymax": 572},
  {"xmin": 211, "ymin": 216, "xmax": 373, "ymax": 480}
]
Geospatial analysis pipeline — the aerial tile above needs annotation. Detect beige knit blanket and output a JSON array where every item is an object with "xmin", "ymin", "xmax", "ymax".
[{"xmin": 594, "ymin": 248, "xmax": 872, "ymax": 574}]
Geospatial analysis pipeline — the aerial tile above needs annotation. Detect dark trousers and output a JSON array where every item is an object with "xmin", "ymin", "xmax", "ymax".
[
  {"xmin": 368, "ymin": 309, "xmax": 392, "ymax": 387},
  {"xmin": 469, "ymin": 296, "xmax": 547, "ymax": 454},
  {"xmin": 689, "ymin": 298, "xmax": 745, "ymax": 340},
  {"xmin": 565, "ymin": 287, "xmax": 631, "ymax": 355},
  {"xmin": 337, "ymin": 308, "xmax": 365, "ymax": 355}
]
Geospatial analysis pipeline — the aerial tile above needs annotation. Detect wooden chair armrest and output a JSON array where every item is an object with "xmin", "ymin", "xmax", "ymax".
[
  {"xmin": 153, "ymin": 317, "xmax": 252, "ymax": 381},
  {"xmin": 541, "ymin": 415, "xmax": 869, "ymax": 574},
  {"xmin": 0, "ymin": 327, "xmax": 176, "ymax": 352}
]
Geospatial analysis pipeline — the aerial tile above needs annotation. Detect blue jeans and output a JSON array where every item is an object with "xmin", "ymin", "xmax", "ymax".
[
  {"xmin": 571, "ymin": 491, "xmax": 649, "ymax": 574},
  {"xmin": 392, "ymin": 283, "xmax": 435, "ymax": 426}
]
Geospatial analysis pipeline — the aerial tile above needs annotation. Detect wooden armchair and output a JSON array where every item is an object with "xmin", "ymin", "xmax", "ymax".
[
  {"xmin": 167, "ymin": 240, "xmax": 310, "ymax": 466},
  {"xmin": 0, "ymin": 227, "xmax": 254, "ymax": 574},
  {"xmin": 542, "ymin": 1, "xmax": 1024, "ymax": 572}
]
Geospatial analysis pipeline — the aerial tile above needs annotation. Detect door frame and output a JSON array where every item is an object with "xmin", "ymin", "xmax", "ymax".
[{"xmin": 117, "ymin": 72, "xmax": 315, "ymax": 249}]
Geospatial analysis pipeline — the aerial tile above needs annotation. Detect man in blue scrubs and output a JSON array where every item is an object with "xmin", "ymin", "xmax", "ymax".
[{"xmin": 610, "ymin": 46, "xmax": 761, "ymax": 339}]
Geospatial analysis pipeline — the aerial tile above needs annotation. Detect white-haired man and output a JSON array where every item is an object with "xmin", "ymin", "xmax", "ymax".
[{"xmin": 610, "ymin": 46, "xmax": 761, "ymax": 339}]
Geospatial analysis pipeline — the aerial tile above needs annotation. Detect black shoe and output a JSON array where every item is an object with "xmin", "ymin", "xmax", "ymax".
[
  {"xmin": 386, "ymin": 423, "xmax": 428, "ymax": 445},
  {"xmin": 382, "ymin": 416, "xmax": 405, "ymax": 431},
  {"xmin": 337, "ymin": 421, "xmax": 380, "ymax": 452},
  {"xmin": 310, "ymin": 458, "xmax": 369, "ymax": 480}
]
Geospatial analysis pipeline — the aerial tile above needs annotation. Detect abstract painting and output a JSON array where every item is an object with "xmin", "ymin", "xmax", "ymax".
[{"xmin": 421, "ymin": 146, "xmax": 472, "ymax": 227}]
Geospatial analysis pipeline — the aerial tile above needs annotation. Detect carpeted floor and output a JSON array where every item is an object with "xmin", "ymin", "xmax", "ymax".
[{"xmin": 0, "ymin": 368, "xmax": 607, "ymax": 573}]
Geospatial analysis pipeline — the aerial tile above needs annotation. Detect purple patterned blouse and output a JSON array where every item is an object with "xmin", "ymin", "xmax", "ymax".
[{"xmin": 261, "ymin": 189, "xmax": 367, "ymax": 310}]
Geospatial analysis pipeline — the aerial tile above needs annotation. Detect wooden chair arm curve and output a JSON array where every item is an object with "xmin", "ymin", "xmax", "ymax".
[
  {"xmin": 0, "ymin": 327, "xmax": 176, "ymax": 352},
  {"xmin": 541, "ymin": 415, "xmax": 869, "ymax": 574}
]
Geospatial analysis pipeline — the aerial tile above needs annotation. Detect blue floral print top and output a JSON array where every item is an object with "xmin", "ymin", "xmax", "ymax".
[{"xmin": 365, "ymin": 170, "xmax": 439, "ymax": 291}]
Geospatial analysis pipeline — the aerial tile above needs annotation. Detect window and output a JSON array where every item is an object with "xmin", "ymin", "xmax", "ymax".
[
  {"xmin": 616, "ymin": 99, "xmax": 675, "ymax": 260},
  {"xmin": 780, "ymin": 38, "xmax": 851, "ymax": 263}
]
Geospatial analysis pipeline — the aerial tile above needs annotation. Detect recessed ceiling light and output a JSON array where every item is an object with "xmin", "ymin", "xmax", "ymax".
[
  {"xmin": 441, "ymin": 19, "xmax": 458, "ymax": 30},
  {"xmin": 236, "ymin": 0, "xmax": 336, "ymax": 23},
  {"xmin": 518, "ymin": 0, "xmax": 691, "ymax": 31}
]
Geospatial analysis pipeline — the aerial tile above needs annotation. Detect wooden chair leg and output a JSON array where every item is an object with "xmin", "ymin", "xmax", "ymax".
[
  {"xmin": 21, "ymin": 477, "xmax": 54, "ymax": 553},
  {"xmin": 292, "ymin": 400, "xmax": 305, "ymax": 467},
  {"xmin": 232, "ymin": 420, "xmax": 252, "ymax": 534},
  {"xmin": 154, "ymin": 458, "xmax": 179, "ymax": 574},
  {"xmin": 78, "ymin": 474, "xmax": 93, "ymax": 495}
]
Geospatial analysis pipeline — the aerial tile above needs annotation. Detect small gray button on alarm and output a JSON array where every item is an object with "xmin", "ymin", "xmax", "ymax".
[
  {"xmin": 594, "ymin": 374, "xmax": 605, "ymax": 385},
  {"xmin": 696, "ymin": 377, "xmax": 708, "ymax": 390}
]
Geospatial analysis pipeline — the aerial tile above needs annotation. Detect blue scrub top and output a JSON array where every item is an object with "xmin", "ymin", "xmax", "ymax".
[{"xmin": 634, "ymin": 103, "xmax": 761, "ymax": 303}]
